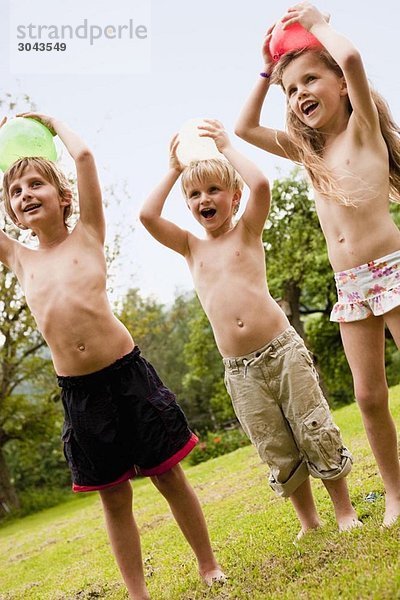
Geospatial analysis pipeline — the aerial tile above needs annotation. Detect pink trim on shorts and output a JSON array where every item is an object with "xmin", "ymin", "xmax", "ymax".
[
  {"xmin": 140, "ymin": 433, "xmax": 198, "ymax": 476},
  {"xmin": 72, "ymin": 433, "xmax": 198, "ymax": 492},
  {"xmin": 73, "ymin": 466, "xmax": 138, "ymax": 493}
]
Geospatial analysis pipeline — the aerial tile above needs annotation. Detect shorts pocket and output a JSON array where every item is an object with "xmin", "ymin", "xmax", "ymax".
[
  {"xmin": 61, "ymin": 423, "xmax": 79, "ymax": 477},
  {"xmin": 297, "ymin": 347, "xmax": 319, "ymax": 381},
  {"xmin": 301, "ymin": 404, "xmax": 343, "ymax": 472},
  {"xmin": 148, "ymin": 386, "xmax": 177, "ymax": 411}
]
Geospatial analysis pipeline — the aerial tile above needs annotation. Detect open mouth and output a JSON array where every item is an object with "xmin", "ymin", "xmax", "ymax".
[
  {"xmin": 23, "ymin": 203, "xmax": 41, "ymax": 213},
  {"xmin": 200, "ymin": 208, "xmax": 216, "ymax": 219},
  {"xmin": 302, "ymin": 101, "xmax": 318, "ymax": 116}
]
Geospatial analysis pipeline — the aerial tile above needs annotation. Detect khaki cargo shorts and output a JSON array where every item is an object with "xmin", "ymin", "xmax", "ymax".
[{"xmin": 223, "ymin": 327, "xmax": 352, "ymax": 497}]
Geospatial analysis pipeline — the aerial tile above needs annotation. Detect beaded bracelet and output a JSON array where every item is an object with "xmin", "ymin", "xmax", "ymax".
[{"xmin": 259, "ymin": 71, "xmax": 271, "ymax": 78}]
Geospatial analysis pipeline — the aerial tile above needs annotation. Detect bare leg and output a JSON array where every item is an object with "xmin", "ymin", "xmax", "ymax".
[
  {"xmin": 322, "ymin": 477, "xmax": 362, "ymax": 531},
  {"xmin": 150, "ymin": 464, "xmax": 226, "ymax": 586},
  {"xmin": 340, "ymin": 316, "xmax": 400, "ymax": 526},
  {"xmin": 289, "ymin": 476, "xmax": 321, "ymax": 539},
  {"xmin": 99, "ymin": 481, "xmax": 150, "ymax": 600}
]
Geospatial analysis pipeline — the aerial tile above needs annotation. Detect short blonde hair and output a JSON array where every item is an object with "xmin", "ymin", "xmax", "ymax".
[
  {"xmin": 2, "ymin": 157, "xmax": 73, "ymax": 227},
  {"xmin": 181, "ymin": 158, "xmax": 244, "ymax": 201}
]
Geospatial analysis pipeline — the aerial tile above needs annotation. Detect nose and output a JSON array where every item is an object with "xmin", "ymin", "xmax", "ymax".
[
  {"xmin": 199, "ymin": 192, "xmax": 210, "ymax": 204},
  {"xmin": 21, "ymin": 187, "xmax": 33, "ymax": 201},
  {"xmin": 297, "ymin": 85, "xmax": 309, "ymax": 100}
]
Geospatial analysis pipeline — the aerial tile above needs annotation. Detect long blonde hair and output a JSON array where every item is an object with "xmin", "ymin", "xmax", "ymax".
[{"xmin": 272, "ymin": 48, "xmax": 400, "ymax": 204}]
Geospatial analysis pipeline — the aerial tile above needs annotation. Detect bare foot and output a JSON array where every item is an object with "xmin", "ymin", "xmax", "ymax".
[
  {"xmin": 200, "ymin": 568, "xmax": 227, "ymax": 587},
  {"xmin": 382, "ymin": 496, "xmax": 400, "ymax": 528},
  {"xmin": 382, "ymin": 512, "xmax": 400, "ymax": 528},
  {"xmin": 338, "ymin": 517, "xmax": 363, "ymax": 532},
  {"xmin": 293, "ymin": 524, "xmax": 320, "ymax": 545}
]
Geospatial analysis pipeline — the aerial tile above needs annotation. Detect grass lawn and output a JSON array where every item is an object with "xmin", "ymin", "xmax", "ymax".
[{"xmin": 1, "ymin": 389, "xmax": 400, "ymax": 599}]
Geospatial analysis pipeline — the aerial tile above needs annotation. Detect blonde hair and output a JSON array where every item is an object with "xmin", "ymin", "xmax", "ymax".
[
  {"xmin": 272, "ymin": 48, "xmax": 400, "ymax": 205},
  {"xmin": 181, "ymin": 158, "xmax": 243, "ymax": 214},
  {"xmin": 2, "ymin": 157, "xmax": 73, "ymax": 228}
]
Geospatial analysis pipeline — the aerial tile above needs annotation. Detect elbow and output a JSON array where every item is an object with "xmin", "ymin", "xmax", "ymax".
[
  {"xmin": 234, "ymin": 123, "xmax": 248, "ymax": 141},
  {"xmin": 75, "ymin": 148, "xmax": 94, "ymax": 164},
  {"xmin": 255, "ymin": 178, "xmax": 270, "ymax": 198},
  {"xmin": 341, "ymin": 48, "xmax": 362, "ymax": 73},
  {"xmin": 139, "ymin": 209, "xmax": 153, "ymax": 228}
]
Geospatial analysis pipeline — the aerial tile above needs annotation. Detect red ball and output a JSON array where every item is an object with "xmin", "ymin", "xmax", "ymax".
[{"xmin": 269, "ymin": 21, "xmax": 322, "ymax": 62}]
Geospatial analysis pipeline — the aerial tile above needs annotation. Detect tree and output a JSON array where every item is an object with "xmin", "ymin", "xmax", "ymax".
[
  {"xmin": 264, "ymin": 169, "xmax": 400, "ymax": 405},
  {"xmin": 182, "ymin": 296, "xmax": 235, "ymax": 431},
  {"xmin": 264, "ymin": 168, "xmax": 335, "ymax": 335},
  {"xmin": 0, "ymin": 226, "xmax": 61, "ymax": 512},
  {"xmin": 264, "ymin": 169, "xmax": 350, "ymax": 402}
]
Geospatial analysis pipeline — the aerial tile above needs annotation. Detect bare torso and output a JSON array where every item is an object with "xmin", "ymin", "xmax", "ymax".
[
  {"xmin": 186, "ymin": 224, "xmax": 289, "ymax": 358},
  {"xmin": 13, "ymin": 224, "xmax": 134, "ymax": 376},
  {"xmin": 314, "ymin": 125, "xmax": 400, "ymax": 271}
]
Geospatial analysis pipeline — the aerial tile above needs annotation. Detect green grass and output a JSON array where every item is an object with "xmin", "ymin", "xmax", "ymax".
[{"xmin": 1, "ymin": 389, "xmax": 400, "ymax": 599}]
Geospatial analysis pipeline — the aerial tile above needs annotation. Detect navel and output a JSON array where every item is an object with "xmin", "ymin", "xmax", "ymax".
[
  {"xmin": 338, "ymin": 234, "xmax": 345, "ymax": 243},
  {"xmin": 78, "ymin": 344, "xmax": 86, "ymax": 352},
  {"xmin": 236, "ymin": 318, "xmax": 244, "ymax": 328}
]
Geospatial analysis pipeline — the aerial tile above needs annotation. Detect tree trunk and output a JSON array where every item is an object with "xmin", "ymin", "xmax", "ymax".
[
  {"xmin": 0, "ymin": 446, "xmax": 20, "ymax": 515},
  {"xmin": 283, "ymin": 281, "xmax": 330, "ymax": 401},
  {"xmin": 284, "ymin": 281, "xmax": 306, "ymax": 340}
]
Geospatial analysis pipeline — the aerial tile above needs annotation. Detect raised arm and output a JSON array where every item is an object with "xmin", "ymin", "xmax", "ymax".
[
  {"xmin": 282, "ymin": 2, "xmax": 378, "ymax": 130},
  {"xmin": 139, "ymin": 135, "xmax": 190, "ymax": 256},
  {"xmin": 235, "ymin": 26, "xmax": 298, "ymax": 161},
  {"xmin": 17, "ymin": 113, "xmax": 105, "ymax": 242},
  {"xmin": 0, "ymin": 117, "xmax": 20, "ymax": 270},
  {"xmin": 199, "ymin": 120, "xmax": 270, "ymax": 236},
  {"xmin": 0, "ymin": 228, "xmax": 19, "ymax": 271}
]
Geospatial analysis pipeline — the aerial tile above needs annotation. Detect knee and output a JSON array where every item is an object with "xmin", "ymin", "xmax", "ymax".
[
  {"xmin": 355, "ymin": 384, "xmax": 389, "ymax": 416},
  {"xmin": 151, "ymin": 465, "xmax": 185, "ymax": 493},
  {"xmin": 99, "ymin": 481, "xmax": 132, "ymax": 514}
]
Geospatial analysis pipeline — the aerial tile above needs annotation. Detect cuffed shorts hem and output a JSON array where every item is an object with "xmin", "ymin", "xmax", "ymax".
[
  {"xmin": 307, "ymin": 446, "xmax": 353, "ymax": 481},
  {"xmin": 224, "ymin": 327, "xmax": 352, "ymax": 498},
  {"xmin": 269, "ymin": 461, "xmax": 309, "ymax": 498}
]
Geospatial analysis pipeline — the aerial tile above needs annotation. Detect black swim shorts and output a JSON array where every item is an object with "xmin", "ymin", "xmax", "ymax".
[{"xmin": 58, "ymin": 347, "xmax": 198, "ymax": 492}]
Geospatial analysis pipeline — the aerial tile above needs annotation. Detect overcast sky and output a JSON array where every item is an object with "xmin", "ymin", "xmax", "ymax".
[{"xmin": 1, "ymin": 0, "xmax": 399, "ymax": 305}]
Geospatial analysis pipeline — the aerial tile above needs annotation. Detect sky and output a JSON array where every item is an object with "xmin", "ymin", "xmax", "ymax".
[{"xmin": 1, "ymin": 0, "xmax": 399, "ymax": 305}]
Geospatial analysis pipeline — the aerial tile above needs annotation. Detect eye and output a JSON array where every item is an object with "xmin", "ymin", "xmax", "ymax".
[
  {"xmin": 32, "ymin": 181, "xmax": 43, "ymax": 187},
  {"xmin": 306, "ymin": 75, "xmax": 316, "ymax": 83},
  {"xmin": 287, "ymin": 87, "xmax": 296, "ymax": 97},
  {"xmin": 189, "ymin": 190, "xmax": 200, "ymax": 199},
  {"xmin": 209, "ymin": 186, "xmax": 220, "ymax": 193},
  {"xmin": 12, "ymin": 188, "xmax": 21, "ymax": 197}
]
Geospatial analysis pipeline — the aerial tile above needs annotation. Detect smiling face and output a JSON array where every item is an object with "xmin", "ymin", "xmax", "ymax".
[
  {"xmin": 281, "ymin": 52, "xmax": 348, "ymax": 131},
  {"xmin": 185, "ymin": 178, "xmax": 241, "ymax": 233},
  {"xmin": 3, "ymin": 157, "xmax": 73, "ymax": 231},
  {"xmin": 7, "ymin": 166, "xmax": 70, "ymax": 231}
]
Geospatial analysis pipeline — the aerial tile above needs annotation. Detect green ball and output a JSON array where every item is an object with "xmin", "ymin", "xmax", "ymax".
[{"xmin": 0, "ymin": 117, "xmax": 57, "ymax": 172}]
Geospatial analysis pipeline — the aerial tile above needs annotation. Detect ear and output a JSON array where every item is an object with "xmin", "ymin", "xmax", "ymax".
[
  {"xmin": 60, "ymin": 189, "xmax": 73, "ymax": 208},
  {"xmin": 339, "ymin": 76, "xmax": 348, "ymax": 97},
  {"xmin": 232, "ymin": 190, "xmax": 242, "ymax": 209}
]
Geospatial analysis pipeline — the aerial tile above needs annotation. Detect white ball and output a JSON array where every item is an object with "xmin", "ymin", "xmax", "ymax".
[{"xmin": 177, "ymin": 118, "xmax": 223, "ymax": 165}]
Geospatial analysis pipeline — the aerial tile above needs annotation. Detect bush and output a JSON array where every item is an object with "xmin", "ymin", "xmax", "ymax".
[{"xmin": 187, "ymin": 427, "xmax": 251, "ymax": 466}]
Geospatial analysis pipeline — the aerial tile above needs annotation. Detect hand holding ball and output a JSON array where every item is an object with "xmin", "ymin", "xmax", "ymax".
[
  {"xmin": 269, "ymin": 21, "xmax": 322, "ymax": 62},
  {"xmin": 0, "ymin": 117, "xmax": 57, "ymax": 172},
  {"xmin": 176, "ymin": 118, "xmax": 223, "ymax": 166}
]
